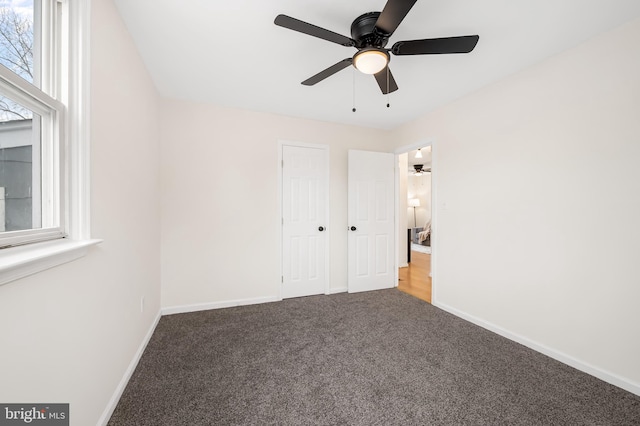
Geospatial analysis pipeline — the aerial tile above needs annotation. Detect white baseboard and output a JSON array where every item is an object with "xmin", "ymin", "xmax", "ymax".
[
  {"xmin": 327, "ymin": 287, "xmax": 348, "ymax": 295},
  {"xmin": 162, "ymin": 295, "xmax": 280, "ymax": 316},
  {"xmin": 434, "ymin": 301, "xmax": 640, "ymax": 397},
  {"xmin": 98, "ymin": 310, "xmax": 162, "ymax": 426}
]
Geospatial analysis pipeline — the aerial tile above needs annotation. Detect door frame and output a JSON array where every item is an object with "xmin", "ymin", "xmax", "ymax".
[
  {"xmin": 394, "ymin": 139, "xmax": 437, "ymax": 303},
  {"xmin": 277, "ymin": 140, "xmax": 331, "ymax": 300}
]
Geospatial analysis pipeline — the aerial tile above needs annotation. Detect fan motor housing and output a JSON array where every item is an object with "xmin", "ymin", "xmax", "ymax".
[{"xmin": 351, "ymin": 12, "xmax": 388, "ymax": 49}]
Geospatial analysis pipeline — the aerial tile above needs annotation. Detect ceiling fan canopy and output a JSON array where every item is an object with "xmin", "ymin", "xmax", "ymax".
[
  {"xmin": 274, "ymin": 0, "xmax": 479, "ymax": 94},
  {"xmin": 350, "ymin": 12, "xmax": 389, "ymax": 49}
]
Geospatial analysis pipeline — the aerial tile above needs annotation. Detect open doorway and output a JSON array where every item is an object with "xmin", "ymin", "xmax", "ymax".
[{"xmin": 397, "ymin": 145, "xmax": 432, "ymax": 303}]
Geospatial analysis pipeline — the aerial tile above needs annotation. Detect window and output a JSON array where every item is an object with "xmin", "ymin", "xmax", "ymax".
[
  {"xmin": 0, "ymin": 0, "xmax": 64, "ymax": 248},
  {"xmin": 0, "ymin": 0, "xmax": 96, "ymax": 285}
]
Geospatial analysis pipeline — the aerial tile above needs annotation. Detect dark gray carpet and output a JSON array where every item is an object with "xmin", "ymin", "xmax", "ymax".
[{"xmin": 108, "ymin": 290, "xmax": 640, "ymax": 425}]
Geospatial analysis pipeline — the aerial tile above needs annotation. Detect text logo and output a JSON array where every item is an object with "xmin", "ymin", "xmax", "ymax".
[{"xmin": 0, "ymin": 404, "xmax": 68, "ymax": 426}]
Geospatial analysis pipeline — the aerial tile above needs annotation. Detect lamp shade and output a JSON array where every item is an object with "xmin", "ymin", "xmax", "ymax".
[
  {"xmin": 415, "ymin": 149, "xmax": 423, "ymax": 159},
  {"xmin": 408, "ymin": 198, "xmax": 420, "ymax": 207},
  {"xmin": 353, "ymin": 49, "xmax": 389, "ymax": 74}
]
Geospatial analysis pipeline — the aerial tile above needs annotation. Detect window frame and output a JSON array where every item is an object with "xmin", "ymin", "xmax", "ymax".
[
  {"xmin": 0, "ymin": 0, "xmax": 100, "ymax": 286},
  {"xmin": 0, "ymin": 64, "xmax": 65, "ymax": 248},
  {"xmin": 0, "ymin": 0, "xmax": 65, "ymax": 248}
]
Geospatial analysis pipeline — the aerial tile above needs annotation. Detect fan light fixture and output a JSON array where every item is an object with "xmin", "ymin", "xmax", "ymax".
[{"xmin": 353, "ymin": 49, "xmax": 389, "ymax": 74}]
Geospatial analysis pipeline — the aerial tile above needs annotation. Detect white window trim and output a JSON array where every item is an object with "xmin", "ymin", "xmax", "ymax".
[
  {"xmin": 0, "ymin": 0, "xmax": 101, "ymax": 287},
  {"xmin": 0, "ymin": 65, "xmax": 65, "ymax": 246}
]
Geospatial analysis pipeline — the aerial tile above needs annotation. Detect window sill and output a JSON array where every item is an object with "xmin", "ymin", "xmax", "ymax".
[{"xmin": 0, "ymin": 238, "xmax": 102, "ymax": 286}]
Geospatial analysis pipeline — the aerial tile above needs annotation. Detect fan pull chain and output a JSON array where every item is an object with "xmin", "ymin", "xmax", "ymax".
[
  {"xmin": 386, "ymin": 66, "xmax": 390, "ymax": 108},
  {"xmin": 352, "ymin": 68, "xmax": 357, "ymax": 112}
]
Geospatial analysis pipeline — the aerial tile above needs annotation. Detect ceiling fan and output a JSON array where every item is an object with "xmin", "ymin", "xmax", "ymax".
[
  {"xmin": 274, "ymin": 0, "xmax": 479, "ymax": 94},
  {"xmin": 412, "ymin": 164, "xmax": 431, "ymax": 175}
]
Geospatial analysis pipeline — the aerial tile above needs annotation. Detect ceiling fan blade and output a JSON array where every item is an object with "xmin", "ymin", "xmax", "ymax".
[
  {"xmin": 392, "ymin": 35, "xmax": 479, "ymax": 55},
  {"xmin": 373, "ymin": 66, "xmax": 399, "ymax": 94},
  {"xmin": 302, "ymin": 58, "xmax": 353, "ymax": 86},
  {"xmin": 275, "ymin": 14, "xmax": 355, "ymax": 47},
  {"xmin": 374, "ymin": 0, "xmax": 417, "ymax": 36}
]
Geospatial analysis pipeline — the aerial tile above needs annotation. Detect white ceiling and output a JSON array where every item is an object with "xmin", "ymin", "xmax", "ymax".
[{"xmin": 113, "ymin": 0, "xmax": 640, "ymax": 130}]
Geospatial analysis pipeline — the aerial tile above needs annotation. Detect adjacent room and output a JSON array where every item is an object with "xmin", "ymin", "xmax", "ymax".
[
  {"xmin": 398, "ymin": 146, "xmax": 432, "ymax": 303},
  {"xmin": 1, "ymin": 1, "xmax": 639, "ymax": 424}
]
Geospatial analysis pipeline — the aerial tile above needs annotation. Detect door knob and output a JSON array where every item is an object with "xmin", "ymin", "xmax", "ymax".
[
  {"xmin": 350, "ymin": 226, "xmax": 357, "ymax": 231},
  {"xmin": 318, "ymin": 226, "xmax": 325, "ymax": 232}
]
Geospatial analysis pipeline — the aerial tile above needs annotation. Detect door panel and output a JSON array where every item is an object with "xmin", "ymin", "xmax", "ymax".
[
  {"xmin": 348, "ymin": 150, "xmax": 395, "ymax": 293},
  {"xmin": 282, "ymin": 145, "xmax": 328, "ymax": 299}
]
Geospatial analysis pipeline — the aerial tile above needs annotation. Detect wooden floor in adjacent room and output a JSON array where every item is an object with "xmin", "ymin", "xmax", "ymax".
[{"xmin": 398, "ymin": 251, "xmax": 432, "ymax": 303}]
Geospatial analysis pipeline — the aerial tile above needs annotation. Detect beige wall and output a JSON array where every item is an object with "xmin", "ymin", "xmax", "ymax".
[
  {"xmin": 160, "ymin": 100, "xmax": 391, "ymax": 309},
  {"xmin": 0, "ymin": 0, "xmax": 162, "ymax": 424},
  {"xmin": 393, "ymin": 17, "xmax": 640, "ymax": 389}
]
